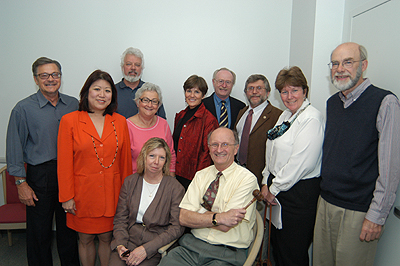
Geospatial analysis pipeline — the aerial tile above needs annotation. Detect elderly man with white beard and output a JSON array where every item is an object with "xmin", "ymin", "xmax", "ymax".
[
  {"xmin": 115, "ymin": 47, "xmax": 166, "ymax": 119},
  {"xmin": 313, "ymin": 42, "xmax": 400, "ymax": 266}
]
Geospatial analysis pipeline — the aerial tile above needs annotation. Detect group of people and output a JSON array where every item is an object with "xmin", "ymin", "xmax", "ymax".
[{"xmin": 5, "ymin": 41, "xmax": 400, "ymax": 266}]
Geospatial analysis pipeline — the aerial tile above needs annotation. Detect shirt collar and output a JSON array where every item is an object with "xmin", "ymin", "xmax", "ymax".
[
  {"xmin": 339, "ymin": 78, "xmax": 371, "ymax": 105},
  {"xmin": 213, "ymin": 93, "xmax": 230, "ymax": 105},
  {"xmin": 212, "ymin": 161, "xmax": 238, "ymax": 180},
  {"xmin": 249, "ymin": 99, "xmax": 269, "ymax": 113},
  {"xmin": 36, "ymin": 90, "xmax": 63, "ymax": 108},
  {"xmin": 121, "ymin": 78, "xmax": 144, "ymax": 90}
]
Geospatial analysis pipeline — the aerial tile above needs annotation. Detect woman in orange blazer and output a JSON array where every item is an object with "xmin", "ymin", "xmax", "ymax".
[{"xmin": 58, "ymin": 70, "xmax": 132, "ymax": 266}]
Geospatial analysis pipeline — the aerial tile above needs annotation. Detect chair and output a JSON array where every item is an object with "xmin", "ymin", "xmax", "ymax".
[
  {"xmin": 243, "ymin": 210, "xmax": 264, "ymax": 266},
  {"xmin": 158, "ymin": 211, "xmax": 264, "ymax": 265},
  {"xmin": 158, "ymin": 239, "xmax": 177, "ymax": 258},
  {"xmin": 0, "ymin": 165, "xmax": 27, "ymax": 246}
]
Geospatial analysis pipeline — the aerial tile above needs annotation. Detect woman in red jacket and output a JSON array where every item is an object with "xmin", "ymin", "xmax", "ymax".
[{"xmin": 172, "ymin": 75, "xmax": 219, "ymax": 190}]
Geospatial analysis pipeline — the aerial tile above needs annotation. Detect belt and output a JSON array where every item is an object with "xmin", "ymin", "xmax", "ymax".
[{"xmin": 215, "ymin": 244, "xmax": 238, "ymax": 252}]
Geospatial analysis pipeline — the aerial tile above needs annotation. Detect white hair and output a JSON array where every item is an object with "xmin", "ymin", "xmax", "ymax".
[{"xmin": 120, "ymin": 47, "xmax": 145, "ymax": 69}]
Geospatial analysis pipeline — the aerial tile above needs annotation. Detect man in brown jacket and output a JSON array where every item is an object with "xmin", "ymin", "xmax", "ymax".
[{"xmin": 235, "ymin": 74, "xmax": 282, "ymax": 186}]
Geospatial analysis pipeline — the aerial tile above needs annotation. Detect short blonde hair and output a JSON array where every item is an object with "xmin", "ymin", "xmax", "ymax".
[{"xmin": 136, "ymin": 137, "xmax": 171, "ymax": 176}]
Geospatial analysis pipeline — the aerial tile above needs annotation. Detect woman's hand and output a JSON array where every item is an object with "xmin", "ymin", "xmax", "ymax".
[
  {"xmin": 261, "ymin": 185, "xmax": 277, "ymax": 206},
  {"xmin": 62, "ymin": 198, "xmax": 76, "ymax": 215},
  {"xmin": 126, "ymin": 246, "xmax": 147, "ymax": 266},
  {"xmin": 117, "ymin": 245, "xmax": 130, "ymax": 262}
]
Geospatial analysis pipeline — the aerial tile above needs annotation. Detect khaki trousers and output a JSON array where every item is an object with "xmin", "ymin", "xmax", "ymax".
[{"xmin": 313, "ymin": 197, "xmax": 380, "ymax": 266}]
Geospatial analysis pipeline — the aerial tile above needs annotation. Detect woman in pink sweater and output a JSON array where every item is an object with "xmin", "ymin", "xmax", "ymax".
[{"xmin": 126, "ymin": 83, "xmax": 176, "ymax": 175}]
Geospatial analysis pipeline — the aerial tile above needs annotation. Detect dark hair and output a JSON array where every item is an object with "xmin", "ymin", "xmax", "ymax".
[
  {"xmin": 79, "ymin": 70, "xmax": 118, "ymax": 115},
  {"xmin": 136, "ymin": 137, "xmax": 171, "ymax": 176},
  {"xmin": 32, "ymin": 57, "xmax": 62, "ymax": 76},
  {"xmin": 183, "ymin": 75, "xmax": 208, "ymax": 96},
  {"xmin": 244, "ymin": 74, "xmax": 271, "ymax": 93},
  {"xmin": 275, "ymin": 66, "xmax": 309, "ymax": 97}
]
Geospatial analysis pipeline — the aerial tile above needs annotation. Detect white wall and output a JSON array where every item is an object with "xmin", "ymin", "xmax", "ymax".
[{"xmin": 0, "ymin": 0, "xmax": 293, "ymax": 161}]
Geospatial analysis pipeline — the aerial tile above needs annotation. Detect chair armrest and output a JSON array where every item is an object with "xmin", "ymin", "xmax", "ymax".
[{"xmin": 158, "ymin": 239, "xmax": 177, "ymax": 257}]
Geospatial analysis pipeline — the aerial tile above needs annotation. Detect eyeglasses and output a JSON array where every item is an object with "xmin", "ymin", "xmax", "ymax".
[
  {"xmin": 280, "ymin": 88, "xmax": 302, "ymax": 96},
  {"xmin": 139, "ymin": 97, "xmax": 159, "ymax": 105},
  {"xmin": 216, "ymin": 79, "xmax": 233, "ymax": 86},
  {"xmin": 208, "ymin": 142, "xmax": 237, "ymax": 149},
  {"xmin": 36, "ymin": 72, "xmax": 62, "ymax": 80},
  {"xmin": 328, "ymin": 59, "xmax": 363, "ymax": 70},
  {"xmin": 246, "ymin": 86, "xmax": 265, "ymax": 92}
]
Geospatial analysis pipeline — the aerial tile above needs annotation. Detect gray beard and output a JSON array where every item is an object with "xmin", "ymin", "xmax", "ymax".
[
  {"xmin": 331, "ymin": 64, "xmax": 362, "ymax": 92},
  {"xmin": 123, "ymin": 73, "xmax": 142, "ymax": 83}
]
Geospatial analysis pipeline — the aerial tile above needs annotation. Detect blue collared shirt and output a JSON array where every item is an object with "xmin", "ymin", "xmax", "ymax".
[
  {"xmin": 213, "ymin": 93, "xmax": 232, "ymax": 127},
  {"xmin": 115, "ymin": 79, "xmax": 166, "ymax": 119},
  {"xmin": 6, "ymin": 90, "xmax": 79, "ymax": 177}
]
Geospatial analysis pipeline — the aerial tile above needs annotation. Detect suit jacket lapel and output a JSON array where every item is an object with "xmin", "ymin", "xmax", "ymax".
[
  {"xmin": 80, "ymin": 112, "xmax": 116, "ymax": 142},
  {"xmin": 251, "ymin": 101, "xmax": 273, "ymax": 134},
  {"xmin": 101, "ymin": 114, "xmax": 116, "ymax": 141},
  {"xmin": 235, "ymin": 106, "xmax": 249, "ymax": 129},
  {"xmin": 80, "ymin": 112, "xmax": 101, "ymax": 141},
  {"xmin": 142, "ymin": 176, "xmax": 167, "ymax": 225}
]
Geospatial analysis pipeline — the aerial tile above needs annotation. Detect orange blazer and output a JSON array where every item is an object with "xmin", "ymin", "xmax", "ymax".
[{"xmin": 57, "ymin": 111, "xmax": 132, "ymax": 218}]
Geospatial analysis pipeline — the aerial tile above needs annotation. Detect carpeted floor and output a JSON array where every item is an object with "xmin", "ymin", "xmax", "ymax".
[
  {"xmin": 0, "ymin": 229, "xmax": 61, "ymax": 266},
  {"xmin": 0, "ymin": 229, "xmax": 101, "ymax": 266}
]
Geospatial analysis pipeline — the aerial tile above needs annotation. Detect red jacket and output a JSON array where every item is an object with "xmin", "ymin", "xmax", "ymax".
[{"xmin": 174, "ymin": 103, "xmax": 219, "ymax": 180}]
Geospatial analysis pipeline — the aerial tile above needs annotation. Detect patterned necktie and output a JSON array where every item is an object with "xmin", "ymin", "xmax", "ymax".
[
  {"xmin": 201, "ymin": 172, "xmax": 222, "ymax": 211},
  {"xmin": 219, "ymin": 101, "xmax": 228, "ymax": 127},
  {"xmin": 238, "ymin": 109, "xmax": 253, "ymax": 165}
]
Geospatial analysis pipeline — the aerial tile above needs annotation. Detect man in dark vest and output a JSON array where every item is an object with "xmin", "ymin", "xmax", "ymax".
[{"xmin": 313, "ymin": 42, "xmax": 400, "ymax": 266}]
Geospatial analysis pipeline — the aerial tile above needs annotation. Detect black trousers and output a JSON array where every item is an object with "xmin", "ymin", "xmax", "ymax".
[
  {"xmin": 268, "ymin": 174, "xmax": 321, "ymax": 266},
  {"xmin": 26, "ymin": 160, "xmax": 79, "ymax": 266}
]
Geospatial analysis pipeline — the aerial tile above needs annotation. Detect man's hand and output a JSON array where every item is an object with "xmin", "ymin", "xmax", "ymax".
[
  {"xmin": 17, "ymin": 182, "xmax": 38, "ymax": 206},
  {"xmin": 62, "ymin": 198, "xmax": 77, "ymax": 215},
  {"xmin": 261, "ymin": 185, "xmax": 277, "ymax": 206},
  {"xmin": 359, "ymin": 218, "xmax": 382, "ymax": 242},
  {"xmin": 217, "ymin": 209, "xmax": 246, "ymax": 227}
]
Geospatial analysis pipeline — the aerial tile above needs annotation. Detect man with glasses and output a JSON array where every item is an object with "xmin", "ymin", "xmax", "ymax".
[
  {"xmin": 158, "ymin": 127, "xmax": 259, "ymax": 266},
  {"xmin": 203, "ymin": 67, "xmax": 245, "ymax": 129},
  {"xmin": 115, "ymin": 47, "xmax": 166, "ymax": 119},
  {"xmin": 313, "ymin": 42, "xmax": 400, "ymax": 266},
  {"xmin": 235, "ymin": 74, "xmax": 282, "ymax": 186},
  {"xmin": 6, "ymin": 57, "xmax": 79, "ymax": 266}
]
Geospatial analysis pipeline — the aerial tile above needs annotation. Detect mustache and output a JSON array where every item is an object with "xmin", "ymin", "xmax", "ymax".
[{"xmin": 129, "ymin": 70, "xmax": 138, "ymax": 75}]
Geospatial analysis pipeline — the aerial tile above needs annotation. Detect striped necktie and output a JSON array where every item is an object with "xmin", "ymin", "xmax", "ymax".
[{"xmin": 219, "ymin": 101, "xmax": 228, "ymax": 127}]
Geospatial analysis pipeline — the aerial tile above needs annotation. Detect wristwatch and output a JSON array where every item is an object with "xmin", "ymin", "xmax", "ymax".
[
  {"xmin": 212, "ymin": 213, "xmax": 218, "ymax": 226},
  {"xmin": 15, "ymin": 179, "xmax": 26, "ymax": 185}
]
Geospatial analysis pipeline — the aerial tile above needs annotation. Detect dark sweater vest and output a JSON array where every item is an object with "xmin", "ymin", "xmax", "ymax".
[{"xmin": 320, "ymin": 85, "xmax": 391, "ymax": 212}]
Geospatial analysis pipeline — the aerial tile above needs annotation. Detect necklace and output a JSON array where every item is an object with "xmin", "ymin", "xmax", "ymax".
[
  {"xmin": 144, "ymin": 180, "xmax": 160, "ymax": 197},
  {"xmin": 92, "ymin": 121, "xmax": 118, "ymax": 168}
]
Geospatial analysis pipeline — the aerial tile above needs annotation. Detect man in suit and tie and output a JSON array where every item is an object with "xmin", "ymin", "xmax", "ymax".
[
  {"xmin": 235, "ymin": 74, "xmax": 282, "ymax": 186},
  {"xmin": 203, "ymin": 67, "xmax": 246, "ymax": 129}
]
